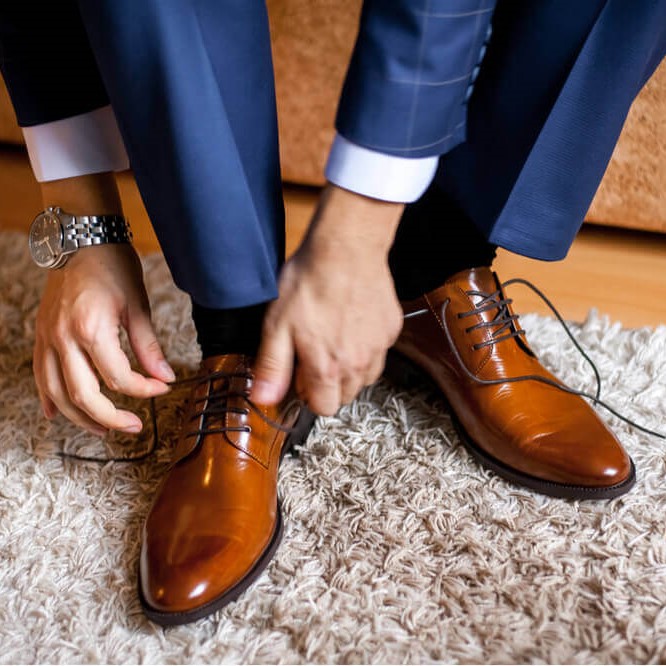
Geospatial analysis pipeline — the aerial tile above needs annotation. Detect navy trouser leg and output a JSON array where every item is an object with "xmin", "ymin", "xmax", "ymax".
[
  {"xmin": 77, "ymin": 0, "xmax": 284, "ymax": 308},
  {"xmin": 435, "ymin": 0, "xmax": 666, "ymax": 260},
  {"xmin": 391, "ymin": 0, "xmax": 665, "ymax": 295}
]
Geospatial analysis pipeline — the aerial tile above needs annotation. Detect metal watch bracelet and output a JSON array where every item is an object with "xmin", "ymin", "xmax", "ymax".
[{"xmin": 64, "ymin": 215, "xmax": 133, "ymax": 247}]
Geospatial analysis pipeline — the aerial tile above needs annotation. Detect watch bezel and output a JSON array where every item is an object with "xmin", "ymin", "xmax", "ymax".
[{"xmin": 29, "ymin": 209, "xmax": 65, "ymax": 269}]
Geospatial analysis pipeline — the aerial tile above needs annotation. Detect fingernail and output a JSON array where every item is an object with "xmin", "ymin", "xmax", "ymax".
[
  {"xmin": 121, "ymin": 423, "xmax": 142, "ymax": 434},
  {"xmin": 160, "ymin": 361, "xmax": 176, "ymax": 382}
]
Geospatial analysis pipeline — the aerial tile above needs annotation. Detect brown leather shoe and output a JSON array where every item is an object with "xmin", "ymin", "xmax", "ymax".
[
  {"xmin": 385, "ymin": 267, "xmax": 635, "ymax": 499},
  {"xmin": 138, "ymin": 354, "xmax": 315, "ymax": 626}
]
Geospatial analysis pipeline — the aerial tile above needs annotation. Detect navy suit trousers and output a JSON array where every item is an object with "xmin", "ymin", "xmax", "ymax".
[{"xmin": 1, "ymin": 1, "xmax": 664, "ymax": 307}]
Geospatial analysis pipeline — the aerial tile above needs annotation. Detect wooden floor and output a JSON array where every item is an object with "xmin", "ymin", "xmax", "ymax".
[{"xmin": 1, "ymin": 146, "xmax": 665, "ymax": 328}]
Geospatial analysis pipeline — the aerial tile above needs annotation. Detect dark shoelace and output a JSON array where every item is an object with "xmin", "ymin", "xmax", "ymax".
[
  {"xmin": 443, "ymin": 277, "xmax": 664, "ymax": 440},
  {"xmin": 56, "ymin": 277, "xmax": 664, "ymax": 463},
  {"xmin": 182, "ymin": 369, "xmax": 294, "ymax": 439},
  {"xmin": 56, "ymin": 369, "xmax": 293, "ymax": 464}
]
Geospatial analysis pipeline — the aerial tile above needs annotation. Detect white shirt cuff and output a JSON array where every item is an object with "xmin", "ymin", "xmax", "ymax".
[
  {"xmin": 325, "ymin": 134, "xmax": 438, "ymax": 203},
  {"xmin": 22, "ymin": 106, "xmax": 130, "ymax": 183}
]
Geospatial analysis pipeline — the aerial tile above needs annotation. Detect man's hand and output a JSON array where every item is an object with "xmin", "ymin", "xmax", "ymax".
[
  {"xmin": 33, "ymin": 243, "xmax": 175, "ymax": 436},
  {"xmin": 252, "ymin": 185, "xmax": 404, "ymax": 415}
]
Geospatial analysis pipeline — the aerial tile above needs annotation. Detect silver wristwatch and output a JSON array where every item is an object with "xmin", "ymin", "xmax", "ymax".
[{"xmin": 28, "ymin": 206, "xmax": 133, "ymax": 269}]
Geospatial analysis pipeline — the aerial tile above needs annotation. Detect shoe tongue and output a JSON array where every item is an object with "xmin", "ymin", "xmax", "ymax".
[
  {"xmin": 426, "ymin": 265, "xmax": 514, "ymax": 339},
  {"xmin": 419, "ymin": 267, "xmax": 534, "ymax": 373},
  {"xmin": 200, "ymin": 353, "xmax": 253, "ymax": 423},
  {"xmin": 425, "ymin": 266, "xmax": 500, "ymax": 308},
  {"xmin": 172, "ymin": 354, "xmax": 253, "ymax": 464},
  {"xmin": 450, "ymin": 266, "xmax": 498, "ymax": 294},
  {"xmin": 201, "ymin": 353, "xmax": 252, "ymax": 375}
]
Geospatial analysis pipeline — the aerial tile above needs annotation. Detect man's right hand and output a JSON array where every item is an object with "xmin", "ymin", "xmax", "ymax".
[{"xmin": 33, "ymin": 243, "xmax": 175, "ymax": 436}]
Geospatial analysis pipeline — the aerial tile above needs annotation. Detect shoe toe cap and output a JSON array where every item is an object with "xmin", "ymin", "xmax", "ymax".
[
  {"xmin": 529, "ymin": 425, "xmax": 633, "ymax": 489},
  {"xmin": 140, "ymin": 533, "xmax": 254, "ymax": 613}
]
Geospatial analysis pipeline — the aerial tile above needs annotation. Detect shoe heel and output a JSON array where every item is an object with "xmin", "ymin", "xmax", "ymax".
[
  {"xmin": 384, "ymin": 349, "xmax": 429, "ymax": 389},
  {"xmin": 284, "ymin": 405, "xmax": 316, "ymax": 457}
]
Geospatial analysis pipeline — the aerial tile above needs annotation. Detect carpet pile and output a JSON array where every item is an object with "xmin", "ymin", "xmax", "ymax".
[{"xmin": 1, "ymin": 232, "xmax": 665, "ymax": 664}]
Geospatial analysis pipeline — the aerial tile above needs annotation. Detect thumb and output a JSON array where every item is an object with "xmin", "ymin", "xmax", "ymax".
[
  {"xmin": 126, "ymin": 305, "xmax": 175, "ymax": 383},
  {"xmin": 251, "ymin": 322, "xmax": 294, "ymax": 405}
]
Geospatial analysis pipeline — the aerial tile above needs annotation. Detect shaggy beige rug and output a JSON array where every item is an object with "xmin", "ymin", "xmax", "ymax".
[{"xmin": 1, "ymin": 231, "xmax": 665, "ymax": 664}]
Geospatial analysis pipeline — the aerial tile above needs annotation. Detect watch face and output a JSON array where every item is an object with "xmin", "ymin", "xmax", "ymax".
[{"xmin": 29, "ymin": 212, "xmax": 63, "ymax": 268}]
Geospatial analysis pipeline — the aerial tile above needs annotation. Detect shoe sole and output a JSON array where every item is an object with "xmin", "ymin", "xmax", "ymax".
[
  {"xmin": 138, "ymin": 405, "xmax": 317, "ymax": 626},
  {"xmin": 383, "ymin": 349, "xmax": 636, "ymax": 500}
]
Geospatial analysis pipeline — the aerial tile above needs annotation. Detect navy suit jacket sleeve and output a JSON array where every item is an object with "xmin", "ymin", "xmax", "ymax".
[
  {"xmin": 336, "ymin": 0, "xmax": 496, "ymax": 158},
  {"xmin": 0, "ymin": 2, "xmax": 108, "ymax": 127}
]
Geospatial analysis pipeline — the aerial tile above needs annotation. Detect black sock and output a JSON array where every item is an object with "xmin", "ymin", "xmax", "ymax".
[
  {"xmin": 389, "ymin": 180, "xmax": 498, "ymax": 301},
  {"xmin": 191, "ymin": 301, "xmax": 268, "ymax": 359}
]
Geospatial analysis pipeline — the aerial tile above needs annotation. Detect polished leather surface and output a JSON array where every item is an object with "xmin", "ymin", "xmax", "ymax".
[
  {"xmin": 395, "ymin": 267, "xmax": 631, "ymax": 488},
  {"xmin": 140, "ymin": 354, "xmax": 301, "ymax": 613}
]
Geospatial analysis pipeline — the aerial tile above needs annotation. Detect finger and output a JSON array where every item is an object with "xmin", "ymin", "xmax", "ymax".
[
  {"xmin": 340, "ymin": 349, "xmax": 387, "ymax": 405},
  {"xmin": 340, "ymin": 370, "xmax": 365, "ymax": 406},
  {"xmin": 364, "ymin": 352, "xmax": 386, "ymax": 387},
  {"xmin": 85, "ymin": 324, "xmax": 171, "ymax": 399},
  {"xmin": 41, "ymin": 347, "xmax": 109, "ymax": 436},
  {"xmin": 58, "ymin": 344, "xmax": 143, "ymax": 432},
  {"xmin": 252, "ymin": 319, "xmax": 295, "ymax": 405},
  {"xmin": 36, "ymin": 381, "xmax": 58, "ymax": 419},
  {"xmin": 126, "ymin": 304, "xmax": 176, "ymax": 383},
  {"xmin": 33, "ymin": 343, "xmax": 58, "ymax": 419},
  {"xmin": 38, "ymin": 387, "xmax": 58, "ymax": 420},
  {"xmin": 295, "ymin": 347, "xmax": 342, "ymax": 416}
]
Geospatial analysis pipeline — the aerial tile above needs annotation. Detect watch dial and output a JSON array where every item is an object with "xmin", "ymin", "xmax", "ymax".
[{"xmin": 29, "ymin": 212, "xmax": 63, "ymax": 268}]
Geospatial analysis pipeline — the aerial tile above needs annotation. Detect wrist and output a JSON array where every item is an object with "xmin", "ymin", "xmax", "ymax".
[
  {"xmin": 40, "ymin": 172, "xmax": 123, "ymax": 216},
  {"xmin": 306, "ymin": 184, "xmax": 405, "ymax": 257},
  {"xmin": 29, "ymin": 185, "xmax": 131, "ymax": 270}
]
